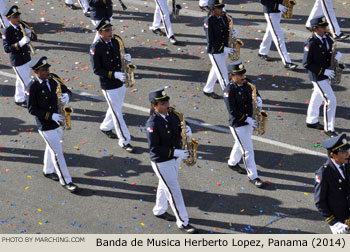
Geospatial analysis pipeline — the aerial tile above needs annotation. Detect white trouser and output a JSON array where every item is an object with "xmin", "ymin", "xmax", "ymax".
[
  {"xmin": 91, "ymin": 20, "xmax": 100, "ymax": 44},
  {"xmin": 306, "ymin": 0, "xmax": 341, "ymax": 36},
  {"xmin": 199, "ymin": 0, "xmax": 208, "ymax": 7},
  {"xmin": 203, "ymin": 53, "xmax": 229, "ymax": 93},
  {"xmin": 306, "ymin": 79, "xmax": 336, "ymax": 132},
  {"xmin": 77, "ymin": 0, "xmax": 89, "ymax": 12},
  {"xmin": 259, "ymin": 12, "xmax": 292, "ymax": 65},
  {"xmin": 151, "ymin": 0, "xmax": 174, "ymax": 38},
  {"xmin": 151, "ymin": 158, "xmax": 189, "ymax": 228},
  {"xmin": 101, "ymin": 86, "xmax": 131, "ymax": 146},
  {"xmin": 228, "ymin": 125, "xmax": 258, "ymax": 180},
  {"xmin": 13, "ymin": 61, "xmax": 31, "ymax": 103},
  {"xmin": 65, "ymin": 0, "xmax": 73, "ymax": 4},
  {"xmin": 39, "ymin": 127, "xmax": 72, "ymax": 185}
]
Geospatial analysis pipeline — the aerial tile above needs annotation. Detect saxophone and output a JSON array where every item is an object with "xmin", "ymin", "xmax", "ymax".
[
  {"xmin": 19, "ymin": 21, "xmax": 36, "ymax": 55},
  {"xmin": 114, "ymin": 34, "xmax": 136, "ymax": 87},
  {"xmin": 329, "ymin": 40, "xmax": 345, "ymax": 85},
  {"xmin": 52, "ymin": 73, "xmax": 73, "ymax": 130},
  {"xmin": 282, "ymin": 0, "xmax": 296, "ymax": 19},
  {"xmin": 246, "ymin": 81, "xmax": 268, "ymax": 135},
  {"xmin": 169, "ymin": 107, "xmax": 199, "ymax": 167},
  {"xmin": 226, "ymin": 13, "xmax": 244, "ymax": 62}
]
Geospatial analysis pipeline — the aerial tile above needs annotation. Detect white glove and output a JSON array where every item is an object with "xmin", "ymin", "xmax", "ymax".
[
  {"xmin": 114, "ymin": 72, "xmax": 126, "ymax": 82},
  {"xmin": 124, "ymin": 53, "xmax": 131, "ymax": 62},
  {"xmin": 324, "ymin": 69, "xmax": 335, "ymax": 79},
  {"xmin": 24, "ymin": 28, "xmax": 32, "ymax": 36},
  {"xmin": 174, "ymin": 149, "xmax": 189, "ymax": 159},
  {"xmin": 257, "ymin": 96, "xmax": 263, "ymax": 107},
  {"xmin": 185, "ymin": 125, "xmax": 192, "ymax": 136},
  {"xmin": 52, "ymin": 113, "xmax": 64, "ymax": 125},
  {"xmin": 233, "ymin": 28, "xmax": 238, "ymax": 38},
  {"xmin": 278, "ymin": 4, "xmax": 288, "ymax": 13},
  {"xmin": 330, "ymin": 222, "xmax": 348, "ymax": 234},
  {"xmin": 61, "ymin": 93, "xmax": 69, "ymax": 106},
  {"xmin": 245, "ymin": 117, "xmax": 257, "ymax": 128},
  {"xmin": 18, "ymin": 36, "xmax": 30, "ymax": 47},
  {"xmin": 224, "ymin": 47, "xmax": 234, "ymax": 54},
  {"xmin": 335, "ymin": 52, "xmax": 342, "ymax": 61}
]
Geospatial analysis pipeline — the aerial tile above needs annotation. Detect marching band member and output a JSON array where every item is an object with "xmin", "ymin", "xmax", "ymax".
[
  {"xmin": 306, "ymin": 0, "xmax": 348, "ymax": 40},
  {"xmin": 203, "ymin": 0, "xmax": 234, "ymax": 99},
  {"xmin": 258, "ymin": 0, "xmax": 298, "ymax": 70},
  {"xmin": 90, "ymin": 18, "xmax": 135, "ymax": 153},
  {"xmin": 0, "ymin": 0, "xmax": 10, "ymax": 28},
  {"xmin": 27, "ymin": 57, "xmax": 78, "ymax": 193},
  {"xmin": 146, "ymin": 88, "xmax": 197, "ymax": 234},
  {"xmin": 223, "ymin": 63, "xmax": 265, "ymax": 188},
  {"xmin": 88, "ymin": 0, "xmax": 113, "ymax": 43},
  {"xmin": 150, "ymin": 0, "xmax": 178, "ymax": 45},
  {"xmin": 314, "ymin": 134, "xmax": 350, "ymax": 234},
  {"xmin": 303, "ymin": 16, "xmax": 340, "ymax": 138},
  {"xmin": 2, "ymin": 5, "xmax": 37, "ymax": 108}
]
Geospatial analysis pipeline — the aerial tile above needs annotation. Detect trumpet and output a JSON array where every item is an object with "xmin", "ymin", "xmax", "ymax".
[{"xmin": 19, "ymin": 22, "xmax": 35, "ymax": 55}]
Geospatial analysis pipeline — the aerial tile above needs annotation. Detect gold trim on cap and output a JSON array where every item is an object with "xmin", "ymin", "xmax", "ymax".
[{"xmin": 154, "ymin": 95, "xmax": 168, "ymax": 100}]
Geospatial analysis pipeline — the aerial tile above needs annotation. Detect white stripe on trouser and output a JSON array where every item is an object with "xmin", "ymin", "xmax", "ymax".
[
  {"xmin": 91, "ymin": 19, "xmax": 101, "ymax": 44},
  {"xmin": 151, "ymin": 0, "xmax": 174, "ymax": 38},
  {"xmin": 0, "ymin": 14, "xmax": 9, "ymax": 28},
  {"xmin": 259, "ymin": 12, "xmax": 291, "ymax": 65},
  {"xmin": 228, "ymin": 125, "xmax": 258, "ymax": 180},
  {"xmin": 199, "ymin": 0, "xmax": 209, "ymax": 7},
  {"xmin": 101, "ymin": 86, "xmax": 131, "ymax": 146},
  {"xmin": 39, "ymin": 127, "xmax": 72, "ymax": 185},
  {"xmin": 306, "ymin": 0, "xmax": 341, "ymax": 36},
  {"xmin": 13, "ymin": 61, "xmax": 31, "ymax": 103},
  {"xmin": 151, "ymin": 158, "xmax": 189, "ymax": 228},
  {"xmin": 204, "ymin": 53, "xmax": 229, "ymax": 92},
  {"xmin": 306, "ymin": 79, "xmax": 336, "ymax": 132}
]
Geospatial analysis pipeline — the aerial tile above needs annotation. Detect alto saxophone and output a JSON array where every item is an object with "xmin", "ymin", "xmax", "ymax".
[
  {"xmin": 282, "ymin": 0, "xmax": 296, "ymax": 19},
  {"xmin": 246, "ymin": 81, "xmax": 268, "ymax": 135},
  {"xmin": 114, "ymin": 34, "xmax": 136, "ymax": 87},
  {"xmin": 169, "ymin": 107, "xmax": 199, "ymax": 167},
  {"xmin": 226, "ymin": 13, "xmax": 244, "ymax": 62},
  {"xmin": 52, "ymin": 73, "xmax": 73, "ymax": 130},
  {"xmin": 19, "ymin": 22, "xmax": 36, "ymax": 55},
  {"xmin": 329, "ymin": 39, "xmax": 345, "ymax": 85}
]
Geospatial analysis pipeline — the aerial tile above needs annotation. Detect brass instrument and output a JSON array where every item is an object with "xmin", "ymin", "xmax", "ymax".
[
  {"xmin": 52, "ymin": 73, "xmax": 73, "ymax": 130},
  {"xmin": 282, "ymin": 0, "xmax": 296, "ymax": 19},
  {"xmin": 19, "ymin": 21, "xmax": 36, "ymax": 55},
  {"xmin": 114, "ymin": 34, "xmax": 136, "ymax": 87},
  {"xmin": 329, "ymin": 39, "xmax": 345, "ymax": 85},
  {"xmin": 168, "ymin": 0, "xmax": 182, "ymax": 20},
  {"xmin": 246, "ymin": 81, "xmax": 268, "ymax": 135},
  {"xmin": 169, "ymin": 107, "xmax": 199, "ymax": 167},
  {"xmin": 226, "ymin": 13, "xmax": 244, "ymax": 62}
]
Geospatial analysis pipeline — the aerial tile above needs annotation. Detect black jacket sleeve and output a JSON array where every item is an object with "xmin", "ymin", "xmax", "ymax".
[
  {"xmin": 302, "ymin": 40, "xmax": 325, "ymax": 77},
  {"xmin": 27, "ymin": 83, "xmax": 53, "ymax": 121},
  {"xmin": 223, "ymin": 87, "xmax": 247, "ymax": 124}
]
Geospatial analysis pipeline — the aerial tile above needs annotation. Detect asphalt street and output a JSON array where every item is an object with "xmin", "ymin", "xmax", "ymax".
[{"xmin": 0, "ymin": 0, "xmax": 349, "ymax": 234}]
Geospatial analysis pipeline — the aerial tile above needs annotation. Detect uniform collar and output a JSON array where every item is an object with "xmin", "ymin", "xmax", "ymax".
[
  {"xmin": 314, "ymin": 33, "xmax": 327, "ymax": 41},
  {"xmin": 10, "ymin": 22, "xmax": 19, "ymax": 29}
]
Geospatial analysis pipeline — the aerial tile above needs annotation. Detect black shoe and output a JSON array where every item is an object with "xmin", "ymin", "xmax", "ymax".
[
  {"xmin": 155, "ymin": 212, "xmax": 176, "ymax": 222},
  {"xmin": 284, "ymin": 63, "xmax": 298, "ymax": 70},
  {"xmin": 62, "ymin": 183, "xmax": 78, "ymax": 193},
  {"xmin": 305, "ymin": 26, "xmax": 312, "ymax": 32},
  {"xmin": 15, "ymin": 101, "xmax": 27, "ymax": 108},
  {"xmin": 169, "ymin": 36, "xmax": 178, "ymax": 45},
  {"xmin": 228, "ymin": 164, "xmax": 246, "ymax": 174},
  {"xmin": 203, "ymin": 91, "xmax": 222, "ymax": 99},
  {"xmin": 66, "ymin": 4, "xmax": 78, "ymax": 10},
  {"xmin": 306, "ymin": 122, "xmax": 323, "ymax": 130},
  {"xmin": 121, "ymin": 143, "xmax": 135, "ymax": 153},
  {"xmin": 258, "ymin": 53, "xmax": 271, "ymax": 61},
  {"xmin": 43, "ymin": 172, "xmax": 59, "ymax": 181},
  {"xmin": 199, "ymin": 6, "xmax": 210, "ymax": 12},
  {"xmin": 179, "ymin": 224, "xmax": 198, "ymax": 234},
  {"xmin": 249, "ymin": 177, "xmax": 265, "ymax": 188},
  {"xmin": 101, "ymin": 130, "xmax": 118, "ymax": 139},
  {"xmin": 84, "ymin": 11, "xmax": 91, "ymax": 17},
  {"xmin": 325, "ymin": 131, "xmax": 338, "ymax": 138},
  {"xmin": 334, "ymin": 32, "xmax": 349, "ymax": 41},
  {"xmin": 152, "ymin": 28, "xmax": 166, "ymax": 36}
]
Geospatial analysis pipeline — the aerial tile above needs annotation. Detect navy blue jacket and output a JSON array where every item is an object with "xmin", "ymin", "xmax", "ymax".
[
  {"xmin": 303, "ymin": 33, "xmax": 333, "ymax": 82},
  {"xmin": 2, "ymin": 21, "xmax": 37, "ymax": 67},
  {"xmin": 90, "ymin": 35, "xmax": 126, "ymax": 90},
  {"xmin": 88, "ymin": 0, "xmax": 113, "ymax": 20},
  {"xmin": 27, "ymin": 77, "xmax": 72, "ymax": 131},
  {"xmin": 146, "ymin": 111, "xmax": 184, "ymax": 163},
  {"xmin": 204, "ymin": 14, "xmax": 229, "ymax": 54},
  {"xmin": 314, "ymin": 158, "xmax": 350, "ymax": 226},
  {"xmin": 223, "ymin": 80, "xmax": 261, "ymax": 128},
  {"xmin": 260, "ymin": 0, "xmax": 282, "ymax": 13}
]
